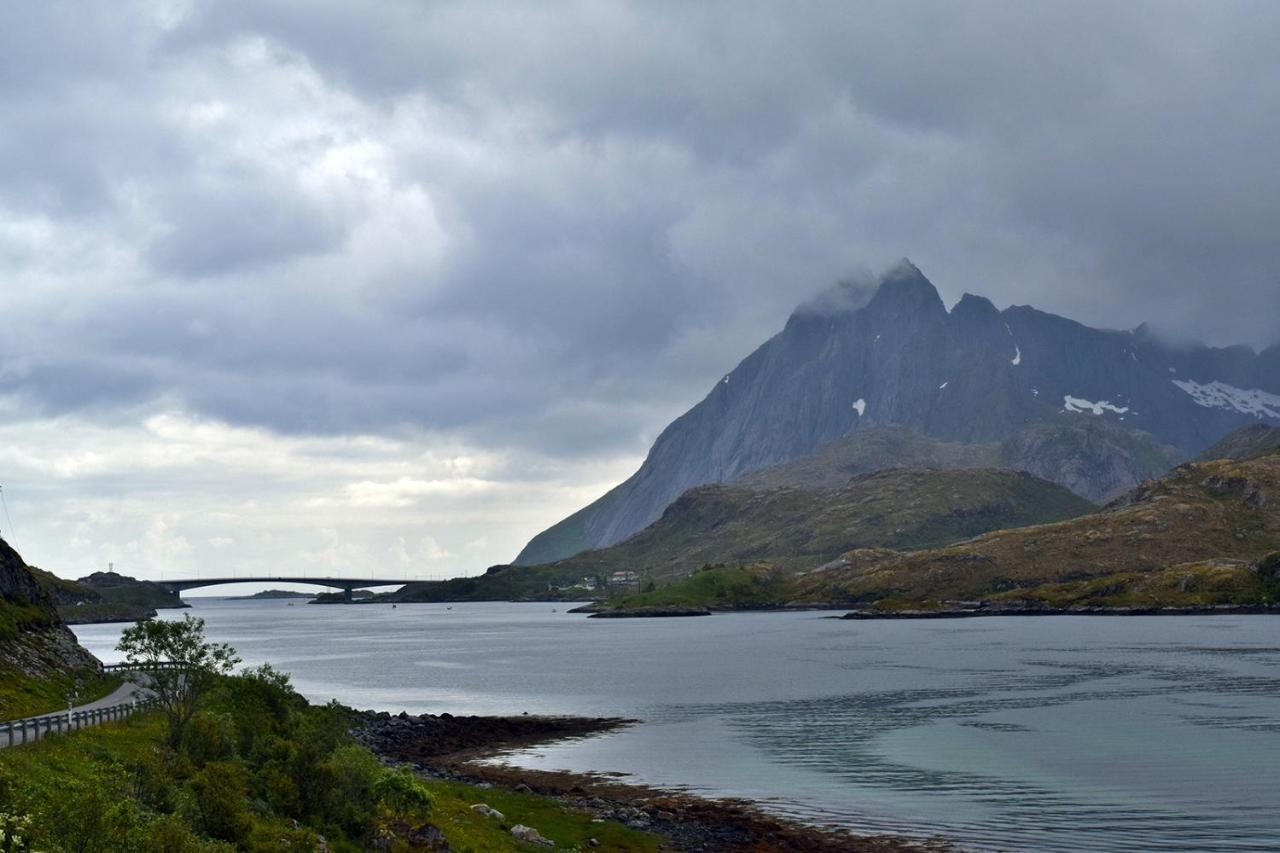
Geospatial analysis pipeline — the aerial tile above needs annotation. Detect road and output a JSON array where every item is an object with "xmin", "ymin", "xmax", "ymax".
[{"xmin": 0, "ymin": 679, "xmax": 150, "ymax": 749}]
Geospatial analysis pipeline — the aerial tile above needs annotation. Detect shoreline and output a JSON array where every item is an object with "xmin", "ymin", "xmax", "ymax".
[
  {"xmin": 355, "ymin": 709, "xmax": 945, "ymax": 852},
  {"xmin": 842, "ymin": 602, "xmax": 1280, "ymax": 619}
]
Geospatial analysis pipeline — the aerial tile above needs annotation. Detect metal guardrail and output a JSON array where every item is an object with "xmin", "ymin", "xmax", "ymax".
[
  {"xmin": 101, "ymin": 661, "xmax": 187, "ymax": 673},
  {"xmin": 0, "ymin": 698, "xmax": 160, "ymax": 748}
]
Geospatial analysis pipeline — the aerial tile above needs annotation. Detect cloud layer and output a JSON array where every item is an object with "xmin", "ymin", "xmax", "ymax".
[{"xmin": 1, "ymin": 1, "xmax": 1278, "ymax": 579}]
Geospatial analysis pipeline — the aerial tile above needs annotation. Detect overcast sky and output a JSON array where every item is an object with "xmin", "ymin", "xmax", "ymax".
[{"xmin": 2, "ymin": 1, "xmax": 1278, "ymax": 587}]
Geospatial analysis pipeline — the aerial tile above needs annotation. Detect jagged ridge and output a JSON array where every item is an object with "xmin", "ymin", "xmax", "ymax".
[{"xmin": 518, "ymin": 262, "xmax": 1278, "ymax": 564}]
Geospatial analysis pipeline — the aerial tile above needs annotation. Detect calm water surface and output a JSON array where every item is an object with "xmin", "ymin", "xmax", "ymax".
[{"xmin": 74, "ymin": 601, "xmax": 1280, "ymax": 852}]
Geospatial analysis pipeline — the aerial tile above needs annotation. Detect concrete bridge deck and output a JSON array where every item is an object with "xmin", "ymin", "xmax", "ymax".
[{"xmin": 155, "ymin": 576, "xmax": 420, "ymax": 601}]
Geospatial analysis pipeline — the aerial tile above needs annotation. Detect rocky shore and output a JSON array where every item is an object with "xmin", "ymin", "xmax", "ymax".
[
  {"xmin": 354, "ymin": 710, "xmax": 941, "ymax": 852},
  {"xmin": 843, "ymin": 602, "xmax": 1280, "ymax": 619},
  {"xmin": 587, "ymin": 605, "xmax": 711, "ymax": 618}
]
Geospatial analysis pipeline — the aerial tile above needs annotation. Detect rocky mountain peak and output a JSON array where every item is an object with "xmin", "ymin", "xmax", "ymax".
[
  {"xmin": 949, "ymin": 293, "xmax": 1003, "ymax": 332},
  {"xmin": 516, "ymin": 265, "xmax": 1280, "ymax": 565},
  {"xmin": 866, "ymin": 259, "xmax": 946, "ymax": 318}
]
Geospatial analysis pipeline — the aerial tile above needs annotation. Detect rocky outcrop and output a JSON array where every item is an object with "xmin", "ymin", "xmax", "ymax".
[
  {"xmin": 0, "ymin": 538, "xmax": 100, "ymax": 679},
  {"xmin": 518, "ymin": 261, "xmax": 1278, "ymax": 564}
]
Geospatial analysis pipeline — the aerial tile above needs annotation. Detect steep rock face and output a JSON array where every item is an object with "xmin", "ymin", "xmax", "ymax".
[
  {"xmin": 731, "ymin": 421, "xmax": 1177, "ymax": 503},
  {"xmin": 995, "ymin": 421, "xmax": 1179, "ymax": 502},
  {"xmin": 517, "ymin": 261, "xmax": 1280, "ymax": 564},
  {"xmin": 0, "ymin": 539, "xmax": 100, "ymax": 679},
  {"xmin": 733, "ymin": 426, "xmax": 998, "ymax": 492}
]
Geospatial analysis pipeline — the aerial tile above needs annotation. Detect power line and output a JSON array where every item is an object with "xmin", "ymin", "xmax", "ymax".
[{"xmin": 0, "ymin": 484, "xmax": 14, "ymax": 542}]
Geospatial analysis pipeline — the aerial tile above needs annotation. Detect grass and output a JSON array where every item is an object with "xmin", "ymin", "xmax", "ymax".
[
  {"xmin": 0, "ymin": 668, "xmax": 122, "ymax": 722},
  {"xmin": 425, "ymin": 778, "xmax": 660, "ymax": 852},
  {"xmin": 796, "ymin": 451, "xmax": 1280, "ymax": 609},
  {"xmin": 0, "ymin": 598, "xmax": 53, "ymax": 639},
  {"xmin": 0, "ymin": 702, "xmax": 663, "ymax": 852},
  {"xmin": 607, "ymin": 564, "xmax": 798, "ymax": 610},
  {"xmin": 0, "ymin": 711, "xmax": 164, "ymax": 779},
  {"xmin": 988, "ymin": 561, "xmax": 1280, "ymax": 609}
]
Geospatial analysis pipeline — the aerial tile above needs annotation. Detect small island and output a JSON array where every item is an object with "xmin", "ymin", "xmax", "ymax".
[{"xmin": 228, "ymin": 589, "xmax": 316, "ymax": 600}]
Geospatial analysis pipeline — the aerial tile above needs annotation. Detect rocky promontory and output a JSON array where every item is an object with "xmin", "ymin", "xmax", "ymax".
[{"xmin": 588, "ymin": 605, "xmax": 711, "ymax": 618}]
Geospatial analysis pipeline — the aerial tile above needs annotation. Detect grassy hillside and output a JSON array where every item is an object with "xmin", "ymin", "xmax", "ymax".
[
  {"xmin": 1197, "ymin": 424, "xmax": 1280, "ymax": 462},
  {"xmin": 31, "ymin": 568, "xmax": 186, "ymax": 625},
  {"xmin": 0, "ymin": 671, "xmax": 662, "ymax": 852},
  {"xmin": 794, "ymin": 450, "xmax": 1280, "ymax": 609},
  {"xmin": 392, "ymin": 468, "xmax": 1093, "ymax": 603},
  {"xmin": 595, "ymin": 564, "xmax": 802, "ymax": 612},
  {"xmin": 542, "ymin": 468, "xmax": 1093, "ymax": 582}
]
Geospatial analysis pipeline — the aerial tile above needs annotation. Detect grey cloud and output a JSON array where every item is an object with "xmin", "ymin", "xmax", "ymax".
[
  {"xmin": 146, "ymin": 178, "xmax": 347, "ymax": 277},
  {"xmin": 0, "ymin": 0, "xmax": 1278, "ymax": 463}
]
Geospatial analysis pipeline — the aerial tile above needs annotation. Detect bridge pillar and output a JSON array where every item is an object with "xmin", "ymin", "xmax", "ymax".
[{"xmin": 343, "ymin": 586, "xmax": 353, "ymax": 603}]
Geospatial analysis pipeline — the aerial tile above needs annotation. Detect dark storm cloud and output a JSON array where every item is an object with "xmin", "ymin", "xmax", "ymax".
[{"xmin": 1, "ymin": 0, "xmax": 1278, "ymax": 459}]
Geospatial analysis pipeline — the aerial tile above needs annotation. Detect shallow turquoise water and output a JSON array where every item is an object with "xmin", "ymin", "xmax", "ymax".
[{"xmin": 74, "ymin": 601, "xmax": 1280, "ymax": 851}]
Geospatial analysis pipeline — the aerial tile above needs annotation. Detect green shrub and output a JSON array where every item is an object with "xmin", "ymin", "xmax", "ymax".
[
  {"xmin": 182, "ymin": 761, "xmax": 251, "ymax": 844},
  {"xmin": 126, "ymin": 748, "xmax": 180, "ymax": 814},
  {"xmin": 145, "ymin": 814, "xmax": 220, "ymax": 853},
  {"xmin": 182, "ymin": 711, "xmax": 238, "ymax": 768},
  {"xmin": 37, "ymin": 781, "xmax": 150, "ymax": 853},
  {"xmin": 374, "ymin": 767, "xmax": 433, "ymax": 821},
  {"xmin": 323, "ymin": 744, "xmax": 382, "ymax": 833},
  {"xmin": 0, "ymin": 810, "xmax": 35, "ymax": 853}
]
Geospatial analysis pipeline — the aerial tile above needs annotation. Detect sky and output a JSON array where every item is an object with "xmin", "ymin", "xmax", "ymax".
[{"xmin": 2, "ymin": 1, "xmax": 1279, "ymax": 588}]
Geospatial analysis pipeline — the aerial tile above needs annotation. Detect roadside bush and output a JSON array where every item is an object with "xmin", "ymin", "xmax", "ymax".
[
  {"xmin": 0, "ymin": 810, "xmax": 35, "ymax": 853},
  {"xmin": 127, "ymin": 748, "xmax": 179, "ymax": 813},
  {"xmin": 38, "ymin": 781, "xmax": 150, "ymax": 853},
  {"xmin": 182, "ymin": 711, "xmax": 238, "ymax": 768},
  {"xmin": 182, "ymin": 761, "xmax": 251, "ymax": 844},
  {"xmin": 145, "ymin": 814, "xmax": 228, "ymax": 853}
]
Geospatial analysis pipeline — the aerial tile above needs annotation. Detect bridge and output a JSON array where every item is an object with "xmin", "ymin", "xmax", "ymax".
[{"xmin": 154, "ymin": 576, "xmax": 416, "ymax": 602}]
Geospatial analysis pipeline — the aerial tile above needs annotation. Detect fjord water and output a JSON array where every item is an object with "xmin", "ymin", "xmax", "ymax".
[{"xmin": 74, "ymin": 601, "xmax": 1280, "ymax": 852}]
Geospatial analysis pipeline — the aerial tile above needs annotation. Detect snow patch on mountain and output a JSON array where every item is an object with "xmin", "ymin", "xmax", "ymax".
[
  {"xmin": 1064, "ymin": 396, "xmax": 1130, "ymax": 416},
  {"xmin": 1173, "ymin": 380, "xmax": 1280, "ymax": 419},
  {"xmin": 1012, "ymin": 345, "xmax": 1021, "ymax": 366},
  {"xmin": 852, "ymin": 399, "xmax": 866, "ymax": 416}
]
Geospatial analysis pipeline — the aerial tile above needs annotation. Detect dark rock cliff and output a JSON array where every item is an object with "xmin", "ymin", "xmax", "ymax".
[{"xmin": 0, "ymin": 538, "xmax": 100, "ymax": 679}]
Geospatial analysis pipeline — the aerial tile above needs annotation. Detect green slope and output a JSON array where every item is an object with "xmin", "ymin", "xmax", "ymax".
[
  {"xmin": 794, "ymin": 449, "xmax": 1280, "ymax": 609},
  {"xmin": 392, "ymin": 468, "xmax": 1095, "ymax": 603}
]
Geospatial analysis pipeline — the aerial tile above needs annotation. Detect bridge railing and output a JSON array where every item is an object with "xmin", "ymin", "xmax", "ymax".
[{"xmin": 0, "ymin": 698, "xmax": 160, "ymax": 749}]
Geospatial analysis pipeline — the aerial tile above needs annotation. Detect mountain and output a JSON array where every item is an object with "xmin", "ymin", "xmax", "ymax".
[
  {"xmin": 537, "ymin": 468, "xmax": 1092, "ymax": 582},
  {"xmin": 31, "ymin": 568, "xmax": 187, "ymax": 624},
  {"xmin": 793, "ymin": 449, "xmax": 1280, "ymax": 609},
  {"xmin": 733, "ymin": 422, "xmax": 1177, "ymax": 502},
  {"xmin": 1196, "ymin": 423, "xmax": 1280, "ymax": 462},
  {"xmin": 0, "ymin": 538, "xmax": 101, "ymax": 717},
  {"xmin": 518, "ymin": 261, "xmax": 1278, "ymax": 564},
  {"xmin": 389, "ymin": 468, "xmax": 1093, "ymax": 603},
  {"xmin": 731, "ymin": 426, "xmax": 996, "ymax": 491}
]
